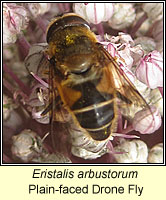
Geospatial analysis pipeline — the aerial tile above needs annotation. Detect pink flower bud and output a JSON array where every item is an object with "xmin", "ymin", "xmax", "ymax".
[
  {"xmin": 108, "ymin": 3, "xmax": 136, "ymax": 30},
  {"xmin": 73, "ymin": 3, "xmax": 114, "ymax": 24},
  {"xmin": 132, "ymin": 106, "xmax": 162, "ymax": 134},
  {"xmin": 148, "ymin": 143, "xmax": 163, "ymax": 163},
  {"xmin": 3, "ymin": 3, "xmax": 29, "ymax": 44},
  {"xmin": 135, "ymin": 51, "xmax": 163, "ymax": 89},
  {"xmin": 142, "ymin": 3, "xmax": 163, "ymax": 23},
  {"xmin": 11, "ymin": 129, "xmax": 44, "ymax": 162},
  {"xmin": 25, "ymin": 3, "xmax": 51, "ymax": 18},
  {"xmin": 105, "ymin": 42, "xmax": 116, "ymax": 57},
  {"xmin": 114, "ymin": 139, "xmax": 148, "ymax": 163}
]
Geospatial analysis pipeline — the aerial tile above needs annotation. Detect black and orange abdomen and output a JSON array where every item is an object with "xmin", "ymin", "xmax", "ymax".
[{"xmin": 69, "ymin": 81, "xmax": 116, "ymax": 141}]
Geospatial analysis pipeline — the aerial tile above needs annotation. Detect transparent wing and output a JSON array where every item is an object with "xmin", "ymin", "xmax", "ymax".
[
  {"xmin": 96, "ymin": 44, "xmax": 151, "ymax": 119},
  {"xmin": 46, "ymin": 61, "xmax": 71, "ymax": 153}
]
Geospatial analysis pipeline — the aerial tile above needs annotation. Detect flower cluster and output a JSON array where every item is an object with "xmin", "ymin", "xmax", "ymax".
[{"xmin": 3, "ymin": 3, "xmax": 163, "ymax": 164}]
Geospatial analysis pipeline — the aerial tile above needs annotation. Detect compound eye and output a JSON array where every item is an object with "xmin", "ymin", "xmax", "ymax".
[{"xmin": 46, "ymin": 14, "xmax": 90, "ymax": 43}]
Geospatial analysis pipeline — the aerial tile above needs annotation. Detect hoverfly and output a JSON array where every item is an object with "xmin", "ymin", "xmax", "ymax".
[{"xmin": 40, "ymin": 13, "xmax": 152, "ymax": 143}]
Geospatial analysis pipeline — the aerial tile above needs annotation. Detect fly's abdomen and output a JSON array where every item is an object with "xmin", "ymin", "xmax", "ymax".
[
  {"xmin": 71, "ymin": 81, "xmax": 115, "ymax": 141},
  {"xmin": 75, "ymin": 102, "xmax": 114, "ymax": 141}
]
